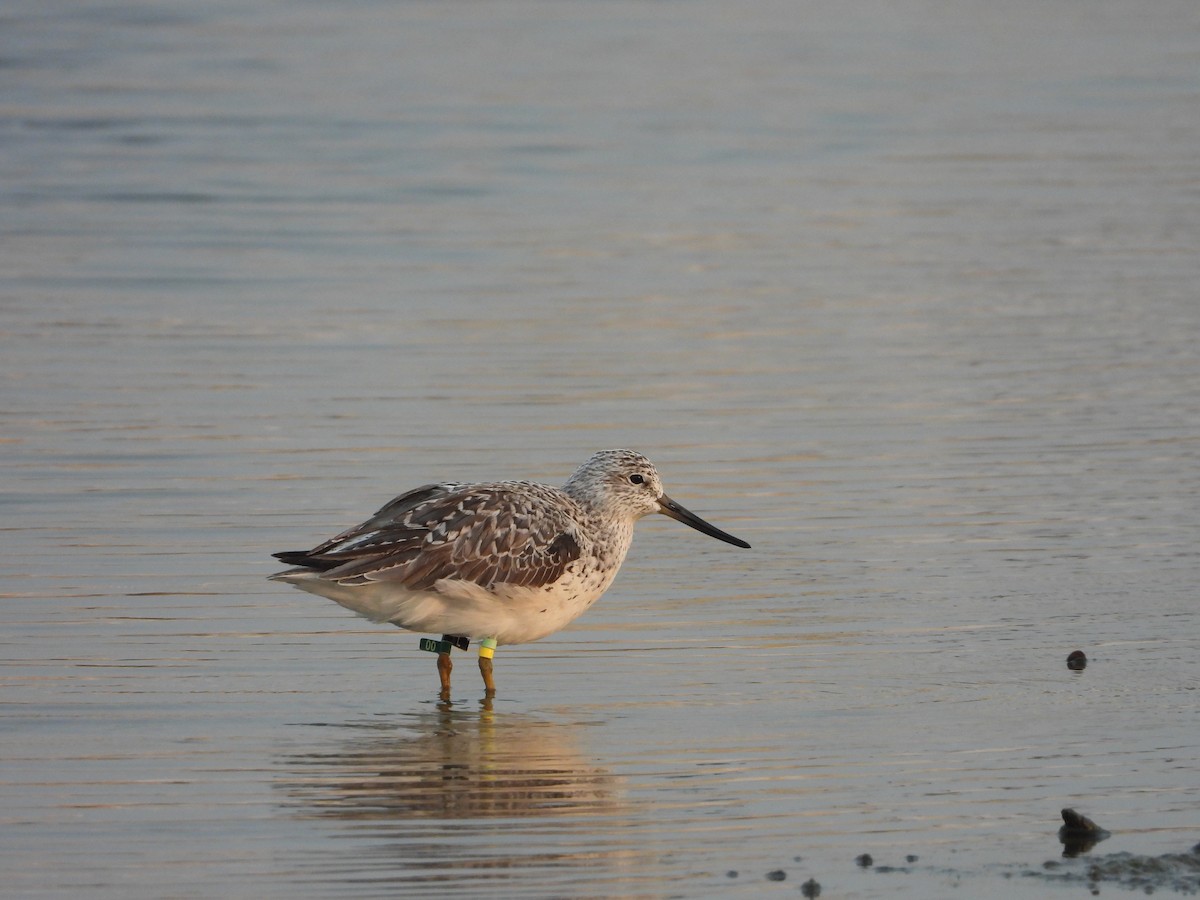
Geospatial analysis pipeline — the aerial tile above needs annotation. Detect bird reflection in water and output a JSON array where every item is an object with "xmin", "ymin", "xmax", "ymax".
[{"xmin": 280, "ymin": 699, "xmax": 621, "ymax": 821}]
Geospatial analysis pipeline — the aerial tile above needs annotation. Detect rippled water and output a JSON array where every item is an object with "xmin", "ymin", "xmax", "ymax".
[{"xmin": 3, "ymin": 1, "xmax": 1199, "ymax": 897}]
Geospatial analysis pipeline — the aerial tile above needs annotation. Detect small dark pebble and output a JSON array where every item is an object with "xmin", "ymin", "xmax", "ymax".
[
  {"xmin": 793, "ymin": 855, "xmax": 803, "ymax": 862},
  {"xmin": 1060, "ymin": 808, "xmax": 1109, "ymax": 836},
  {"xmin": 801, "ymin": 877, "xmax": 822, "ymax": 898},
  {"xmin": 855, "ymin": 853, "xmax": 874, "ymax": 868},
  {"xmin": 726, "ymin": 870, "xmax": 738, "ymax": 878},
  {"xmin": 1067, "ymin": 650, "xmax": 1087, "ymax": 670},
  {"xmin": 1060, "ymin": 808, "xmax": 1112, "ymax": 857},
  {"xmin": 765, "ymin": 869, "xmax": 787, "ymax": 881},
  {"xmin": 906, "ymin": 854, "xmax": 918, "ymax": 863}
]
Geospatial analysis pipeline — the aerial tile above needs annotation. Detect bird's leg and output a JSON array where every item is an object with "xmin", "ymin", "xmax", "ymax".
[
  {"xmin": 420, "ymin": 636, "xmax": 471, "ymax": 700},
  {"xmin": 478, "ymin": 657, "xmax": 494, "ymax": 695},
  {"xmin": 479, "ymin": 637, "xmax": 498, "ymax": 696},
  {"xmin": 436, "ymin": 651, "xmax": 452, "ymax": 699}
]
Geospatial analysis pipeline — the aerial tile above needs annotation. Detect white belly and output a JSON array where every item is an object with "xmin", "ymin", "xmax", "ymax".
[{"xmin": 274, "ymin": 567, "xmax": 616, "ymax": 645}]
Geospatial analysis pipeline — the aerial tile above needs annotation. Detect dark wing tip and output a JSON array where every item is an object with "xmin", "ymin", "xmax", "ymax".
[{"xmin": 271, "ymin": 550, "xmax": 341, "ymax": 571}]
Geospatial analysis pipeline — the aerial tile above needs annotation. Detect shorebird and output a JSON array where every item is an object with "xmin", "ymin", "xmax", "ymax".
[{"xmin": 270, "ymin": 449, "xmax": 750, "ymax": 697}]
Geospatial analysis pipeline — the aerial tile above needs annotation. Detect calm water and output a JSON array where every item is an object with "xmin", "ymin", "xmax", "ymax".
[{"xmin": 3, "ymin": 1, "xmax": 1199, "ymax": 897}]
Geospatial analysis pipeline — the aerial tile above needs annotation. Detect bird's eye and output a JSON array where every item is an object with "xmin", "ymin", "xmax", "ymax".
[{"xmin": 629, "ymin": 474, "xmax": 645, "ymax": 485}]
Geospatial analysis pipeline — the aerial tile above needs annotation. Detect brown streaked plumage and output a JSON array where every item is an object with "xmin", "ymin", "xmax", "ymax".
[{"xmin": 270, "ymin": 449, "xmax": 750, "ymax": 696}]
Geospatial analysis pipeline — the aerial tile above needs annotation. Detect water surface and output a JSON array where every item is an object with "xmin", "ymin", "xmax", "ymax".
[{"xmin": 3, "ymin": 1, "xmax": 1199, "ymax": 897}]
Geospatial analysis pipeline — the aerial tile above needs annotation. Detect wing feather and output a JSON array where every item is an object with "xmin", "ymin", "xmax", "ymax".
[{"xmin": 272, "ymin": 481, "xmax": 584, "ymax": 592}]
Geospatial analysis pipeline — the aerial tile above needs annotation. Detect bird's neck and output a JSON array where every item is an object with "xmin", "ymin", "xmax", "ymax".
[
  {"xmin": 560, "ymin": 477, "xmax": 637, "ymax": 564},
  {"xmin": 587, "ymin": 512, "xmax": 635, "ymax": 572}
]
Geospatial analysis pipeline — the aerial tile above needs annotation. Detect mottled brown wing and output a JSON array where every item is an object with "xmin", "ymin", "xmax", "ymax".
[
  {"xmin": 271, "ymin": 483, "xmax": 458, "ymax": 571},
  {"xmin": 275, "ymin": 482, "xmax": 583, "ymax": 591}
]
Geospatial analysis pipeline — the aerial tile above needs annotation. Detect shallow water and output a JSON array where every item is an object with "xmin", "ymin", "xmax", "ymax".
[{"xmin": 3, "ymin": 0, "xmax": 1199, "ymax": 897}]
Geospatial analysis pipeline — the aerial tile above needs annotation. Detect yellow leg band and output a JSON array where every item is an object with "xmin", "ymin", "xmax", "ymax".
[{"xmin": 479, "ymin": 637, "xmax": 497, "ymax": 659}]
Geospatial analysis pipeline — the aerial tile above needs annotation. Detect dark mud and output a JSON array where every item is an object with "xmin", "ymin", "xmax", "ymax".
[
  {"xmin": 1028, "ymin": 844, "xmax": 1200, "ymax": 895},
  {"xmin": 741, "ymin": 843, "xmax": 1200, "ymax": 895}
]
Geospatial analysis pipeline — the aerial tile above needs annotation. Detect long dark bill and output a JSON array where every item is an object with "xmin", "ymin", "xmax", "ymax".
[{"xmin": 657, "ymin": 495, "xmax": 751, "ymax": 549}]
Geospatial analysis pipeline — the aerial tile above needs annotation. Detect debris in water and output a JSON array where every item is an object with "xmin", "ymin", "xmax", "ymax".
[
  {"xmin": 1067, "ymin": 650, "xmax": 1087, "ymax": 670},
  {"xmin": 855, "ymin": 853, "xmax": 874, "ymax": 868},
  {"xmin": 1059, "ymin": 808, "xmax": 1111, "ymax": 857},
  {"xmin": 801, "ymin": 876, "xmax": 822, "ymax": 897}
]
